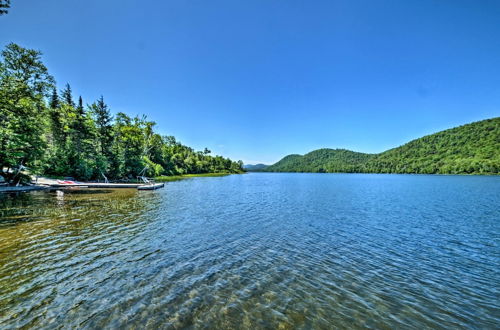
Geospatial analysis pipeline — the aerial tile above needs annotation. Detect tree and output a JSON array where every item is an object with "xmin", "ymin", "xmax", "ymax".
[
  {"xmin": 50, "ymin": 87, "xmax": 59, "ymax": 109},
  {"xmin": 0, "ymin": 0, "xmax": 10, "ymax": 15},
  {"xmin": 0, "ymin": 43, "xmax": 54, "ymax": 184},
  {"xmin": 77, "ymin": 96, "xmax": 84, "ymax": 115},
  {"xmin": 111, "ymin": 112, "xmax": 146, "ymax": 178},
  {"xmin": 61, "ymin": 83, "xmax": 74, "ymax": 107},
  {"xmin": 0, "ymin": 43, "xmax": 54, "ymax": 95},
  {"xmin": 89, "ymin": 96, "xmax": 113, "ymax": 175},
  {"xmin": 90, "ymin": 96, "xmax": 113, "ymax": 154}
]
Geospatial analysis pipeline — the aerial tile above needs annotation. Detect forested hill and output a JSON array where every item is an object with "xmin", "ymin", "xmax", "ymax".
[
  {"xmin": 243, "ymin": 164, "xmax": 269, "ymax": 171},
  {"xmin": 0, "ymin": 43, "xmax": 243, "ymax": 184},
  {"xmin": 266, "ymin": 117, "xmax": 500, "ymax": 174},
  {"xmin": 266, "ymin": 149, "xmax": 374, "ymax": 173},
  {"xmin": 366, "ymin": 117, "xmax": 499, "ymax": 174}
]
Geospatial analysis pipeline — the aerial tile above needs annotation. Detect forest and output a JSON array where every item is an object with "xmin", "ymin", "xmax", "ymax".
[
  {"xmin": 0, "ymin": 43, "xmax": 244, "ymax": 184},
  {"xmin": 266, "ymin": 117, "xmax": 500, "ymax": 174}
]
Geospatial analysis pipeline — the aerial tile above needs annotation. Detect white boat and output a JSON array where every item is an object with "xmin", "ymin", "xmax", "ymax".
[{"xmin": 137, "ymin": 183, "xmax": 165, "ymax": 190}]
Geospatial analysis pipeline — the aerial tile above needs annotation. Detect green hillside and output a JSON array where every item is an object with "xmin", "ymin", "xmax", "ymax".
[
  {"xmin": 266, "ymin": 117, "xmax": 500, "ymax": 174},
  {"xmin": 243, "ymin": 164, "xmax": 269, "ymax": 171},
  {"xmin": 366, "ymin": 117, "xmax": 499, "ymax": 174},
  {"xmin": 266, "ymin": 149, "xmax": 375, "ymax": 173}
]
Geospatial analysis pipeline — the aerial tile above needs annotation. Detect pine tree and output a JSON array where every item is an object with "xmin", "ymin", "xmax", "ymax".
[
  {"xmin": 90, "ymin": 96, "xmax": 114, "ymax": 175},
  {"xmin": 66, "ymin": 95, "xmax": 96, "ymax": 180},
  {"xmin": 93, "ymin": 96, "xmax": 113, "ymax": 145},
  {"xmin": 48, "ymin": 86, "xmax": 64, "ymax": 144},
  {"xmin": 50, "ymin": 87, "xmax": 59, "ymax": 109},
  {"xmin": 61, "ymin": 83, "xmax": 75, "ymax": 107},
  {"xmin": 77, "ymin": 95, "xmax": 84, "ymax": 116}
]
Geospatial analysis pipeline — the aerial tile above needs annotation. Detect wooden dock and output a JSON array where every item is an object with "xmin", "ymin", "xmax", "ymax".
[
  {"xmin": 48, "ymin": 182, "xmax": 165, "ymax": 190},
  {"xmin": 0, "ymin": 186, "xmax": 50, "ymax": 193},
  {"xmin": 48, "ymin": 183, "xmax": 144, "ymax": 189},
  {"xmin": 0, "ymin": 179, "xmax": 166, "ymax": 193}
]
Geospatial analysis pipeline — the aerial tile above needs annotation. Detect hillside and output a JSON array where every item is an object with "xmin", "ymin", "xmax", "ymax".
[
  {"xmin": 266, "ymin": 149, "xmax": 375, "ymax": 173},
  {"xmin": 366, "ymin": 117, "xmax": 499, "ymax": 174},
  {"xmin": 265, "ymin": 117, "xmax": 500, "ymax": 174},
  {"xmin": 243, "ymin": 164, "xmax": 269, "ymax": 171}
]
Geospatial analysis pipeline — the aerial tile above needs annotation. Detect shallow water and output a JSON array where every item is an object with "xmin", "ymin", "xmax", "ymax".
[{"xmin": 0, "ymin": 173, "xmax": 499, "ymax": 329}]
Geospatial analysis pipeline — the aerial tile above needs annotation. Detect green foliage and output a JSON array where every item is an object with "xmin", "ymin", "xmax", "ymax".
[
  {"xmin": 155, "ymin": 173, "xmax": 230, "ymax": 182},
  {"xmin": 266, "ymin": 149, "xmax": 375, "ymax": 173},
  {"xmin": 61, "ymin": 83, "xmax": 75, "ymax": 107},
  {"xmin": 0, "ymin": 43, "xmax": 54, "ymax": 184},
  {"xmin": 244, "ymin": 164, "xmax": 269, "ymax": 171},
  {"xmin": 50, "ymin": 87, "xmax": 59, "ymax": 109},
  {"xmin": 266, "ymin": 118, "xmax": 500, "ymax": 175},
  {"xmin": 365, "ymin": 118, "xmax": 500, "ymax": 174},
  {"xmin": 0, "ymin": 43, "xmax": 244, "ymax": 184}
]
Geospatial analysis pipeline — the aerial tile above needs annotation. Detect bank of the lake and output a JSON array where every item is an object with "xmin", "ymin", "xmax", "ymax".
[
  {"xmin": 0, "ymin": 173, "xmax": 241, "ymax": 193},
  {"xmin": 155, "ymin": 172, "xmax": 238, "ymax": 182}
]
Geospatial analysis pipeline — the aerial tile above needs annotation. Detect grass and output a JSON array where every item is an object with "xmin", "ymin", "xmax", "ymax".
[
  {"xmin": 32, "ymin": 172, "xmax": 241, "ymax": 184},
  {"xmin": 154, "ymin": 173, "xmax": 235, "ymax": 182}
]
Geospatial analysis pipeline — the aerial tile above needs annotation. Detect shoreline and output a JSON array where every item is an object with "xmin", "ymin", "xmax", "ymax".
[
  {"xmin": 154, "ymin": 172, "xmax": 242, "ymax": 182},
  {"xmin": 256, "ymin": 171, "xmax": 500, "ymax": 176},
  {"xmin": 0, "ymin": 173, "xmax": 243, "ymax": 194}
]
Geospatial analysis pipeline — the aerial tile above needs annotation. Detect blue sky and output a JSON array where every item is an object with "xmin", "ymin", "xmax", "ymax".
[{"xmin": 1, "ymin": 0, "xmax": 499, "ymax": 164}]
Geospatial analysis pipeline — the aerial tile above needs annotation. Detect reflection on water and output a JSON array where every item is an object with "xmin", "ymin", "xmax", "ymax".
[{"xmin": 0, "ymin": 174, "xmax": 499, "ymax": 329}]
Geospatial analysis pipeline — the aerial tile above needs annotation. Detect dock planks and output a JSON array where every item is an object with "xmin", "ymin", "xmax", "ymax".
[
  {"xmin": 49, "ymin": 183, "xmax": 144, "ymax": 188},
  {"xmin": 1, "ymin": 181, "xmax": 166, "ymax": 193},
  {"xmin": 0, "ymin": 186, "xmax": 50, "ymax": 193}
]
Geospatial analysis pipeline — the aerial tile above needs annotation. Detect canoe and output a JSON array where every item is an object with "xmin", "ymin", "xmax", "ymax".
[{"xmin": 137, "ymin": 183, "xmax": 165, "ymax": 190}]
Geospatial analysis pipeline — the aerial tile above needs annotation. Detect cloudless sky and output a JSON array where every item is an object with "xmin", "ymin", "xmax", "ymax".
[{"xmin": 1, "ymin": 0, "xmax": 500, "ymax": 164}]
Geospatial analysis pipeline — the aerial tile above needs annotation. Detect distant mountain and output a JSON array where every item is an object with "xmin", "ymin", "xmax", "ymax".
[
  {"xmin": 265, "ymin": 117, "xmax": 500, "ymax": 174},
  {"xmin": 243, "ymin": 164, "xmax": 269, "ymax": 171}
]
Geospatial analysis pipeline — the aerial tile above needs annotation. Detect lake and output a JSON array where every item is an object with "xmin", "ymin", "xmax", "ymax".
[{"xmin": 0, "ymin": 173, "xmax": 499, "ymax": 329}]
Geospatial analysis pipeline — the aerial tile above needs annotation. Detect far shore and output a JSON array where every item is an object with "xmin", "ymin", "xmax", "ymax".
[{"xmin": 154, "ymin": 173, "xmax": 238, "ymax": 182}]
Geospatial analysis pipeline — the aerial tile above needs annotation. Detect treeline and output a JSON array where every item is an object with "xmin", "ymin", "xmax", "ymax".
[
  {"xmin": 0, "ymin": 43, "xmax": 243, "ymax": 184},
  {"xmin": 266, "ymin": 118, "xmax": 500, "ymax": 175}
]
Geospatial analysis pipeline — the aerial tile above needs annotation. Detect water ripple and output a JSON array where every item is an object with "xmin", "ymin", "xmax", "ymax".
[{"xmin": 0, "ymin": 174, "xmax": 499, "ymax": 329}]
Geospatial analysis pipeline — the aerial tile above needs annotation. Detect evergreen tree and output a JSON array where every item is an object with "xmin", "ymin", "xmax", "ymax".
[
  {"xmin": 66, "ymin": 96, "xmax": 96, "ymax": 180},
  {"xmin": 89, "ymin": 96, "xmax": 114, "ymax": 175},
  {"xmin": 50, "ymin": 87, "xmax": 59, "ymax": 109},
  {"xmin": 77, "ymin": 96, "xmax": 84, "ymax": 115},
  {"xmin": 48, "ymin": 86, "xmax": 64, "ymax": 145},
  {"xmin": 61, "ymin": 83, "xmax": 74, "ymax": 107},
  {"xmin": 92, "ymin": 96, "xmax": 113, "ymax": 153}
]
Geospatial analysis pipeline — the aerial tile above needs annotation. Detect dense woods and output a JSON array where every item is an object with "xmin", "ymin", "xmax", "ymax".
[
  {"xmin": 0, "ymin": 43, "xmax": 243, "ymax": 184},
  {"xmin": 266, "ymin": 150, "xmax": 374, "ymax": 173},
  {"xmin": 243, "ymin": 163, "xmax": 269, "ymax": 171},
  {"xmin": 266, "ymin": 118, "xmax": 500, "ymax": 174}
]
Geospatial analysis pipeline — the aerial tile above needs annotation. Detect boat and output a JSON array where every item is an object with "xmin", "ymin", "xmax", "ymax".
[{"xmin": 137, "ymin": 183, "xmax": 165, "ymax": 190}]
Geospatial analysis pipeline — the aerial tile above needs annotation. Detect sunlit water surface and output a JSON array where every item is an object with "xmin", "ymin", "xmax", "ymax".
[{"xmin": 0, "ymin": 173, "xmax": 499, "ymax": 329}]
